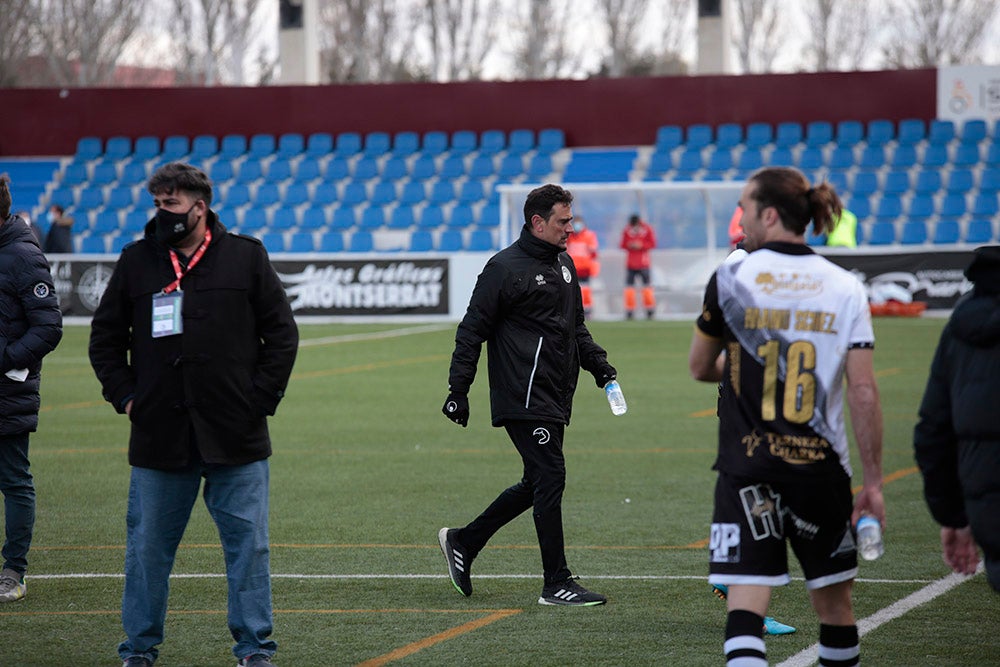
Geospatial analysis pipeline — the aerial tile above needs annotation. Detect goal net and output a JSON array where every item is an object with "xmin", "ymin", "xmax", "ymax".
[{"xmin": 496, "ymin": 181, "xmax": 745, "ymax": 320}]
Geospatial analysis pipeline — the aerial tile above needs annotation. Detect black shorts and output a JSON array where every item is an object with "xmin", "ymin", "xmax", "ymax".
[
  {"xmin": 708, "ymin": 471, "xmax": 858, "ymax": 590},
  {"xmin": 626, "ymin": 268, "xmax": 650, "ymax": 286}
]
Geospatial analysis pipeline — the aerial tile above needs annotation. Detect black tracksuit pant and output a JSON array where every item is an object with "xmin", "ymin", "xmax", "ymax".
[{"xmin": 454, "ymin": 420, "xmax": 572, "ymax": 586}]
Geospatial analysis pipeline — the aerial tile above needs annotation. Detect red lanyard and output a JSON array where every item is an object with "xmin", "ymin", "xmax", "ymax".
[{"xmin": 163, "ymin": 229, "xmax": 212, "ymax": 294}]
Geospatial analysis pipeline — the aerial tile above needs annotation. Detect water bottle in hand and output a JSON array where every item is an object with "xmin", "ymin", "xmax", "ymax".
[
  {"xmin": 604, "ymin": 380, "xmax": 627, "ymax": 416},
  {"xmin": 856, "ymin": 515, "xmax": 884, "ymax": 561}
]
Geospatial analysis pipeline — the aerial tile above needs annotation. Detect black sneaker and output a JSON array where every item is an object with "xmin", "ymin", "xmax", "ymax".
[
  {"xmin": 122, "ymin": 657, "xmax": 153, "ymax": 667},
  {"xmin": 538, "ymin": 577, "xmax": 607, "ymax": 606},
  {"xmin": 438, "ymin": 527, "xmax": 472, "ymax": 596}
]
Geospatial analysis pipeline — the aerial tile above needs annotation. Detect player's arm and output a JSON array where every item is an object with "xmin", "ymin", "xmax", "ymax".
[
  {"xmin": 845, "ymin": 346, "xmax": 885, "ymax": 527},
  {"xmin": 689, "ymin": 330, "xmax": 725, "ymax": 383}
]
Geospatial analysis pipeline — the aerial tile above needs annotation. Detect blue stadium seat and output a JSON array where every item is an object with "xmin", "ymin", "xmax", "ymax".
[
  {"xmin": 900, "ymin": 221, "xmax": 927, "ymax": 245},
  {"xmin": 959, "ymin": 119, "xmax": 987, "ymax": 144},
  {"xmin": 866, "ymin": 119, "xmax": 895, "ymax": 147},
  {"xmin": 107, "ymin": 187, "xmax": 135, "ymax": 210},
  {"xmin": 939, "ymin": 193, "xmax": 967, "ymax": 218},
  {"xmin": 330, "ymin": 206, "xmax": 356, "ymax": 230},
  {"xmin": 62, "ymin": 162, "xmax": 89, "ymax": 187},
  {"xmin": 388, "ymin": 205, "xmax": 416, "ymax": 229},
  {"xmin": 352, "ymin": 157, "xmax": 379, "ymax": 181},
  {"xmin": 236, "ymin": 159, "xmax": 263, "ymax": 184},
  {"xmin": 359, "ymin": 206, "xmax": 385, "ymax": 229},
  {"xmin": 646, "ymin": 151, "xmax": 673, "ymax": 177},
  {"xmin": 655, "ymin": 125, "xmax": 683, "ymax": 152},
  {"xmin": 826, "ymin": 170, "xmax": 849, "ymax": 194},
  {"xmin": 883, "ymin": 171, "xmax": 910, "ymax": 195},
  {"xmin": 804, "ymin": 121, "xmax": 833, "ymax": 147},
  {"xmin": 218, "ymin": 135, "xmax": 247, "ymax": 160},
  {"xmin": 80, "ymin": 235, "xmax": 108, "ymax": 253},
  {"xmin": 408, "ymin": 230, "xmax": 434, "ymax": 251},
  {"xmin": 985, "ymin": 143, "xmax": 1000, "ymax": 168},
  {"xmin": 686, "ymin": 124, "xmax": 713, "ymax": 149},
  {"xmin": 158, "ymin": 135, "xmax": 189, "ymax": 162},
  {"xmin": 121, "ymin": 161, "xmax": 148, "ymax": 185},
  {"xmin": 972, "ymin": 193, "xmax": 999, "ymax": 218},
  {"xmin": 210, "ymin": 160, "xmax": 235, "ymax": 183},
  {"xmin": 92, "ymin": 210, "xmax": 121, "ymax": 234},
  {"xmin": 458, "ymin": 180, "xmax": 485, "ymax": 204},
  {"xmin": 498, "ymin": 154, "xmax": 524, "ymax": 179},
  {"xmin": 313, "ymin": 182, "xmax": 338, "ymax": 207},
  {"xmin": 334, "ymin": 132, "xmax": 362, "ymax": 157},
  {"xmin": 132, "ymin": 136, "xmax": 160, "ymax": 162},
  {"xmin": 348, "ymin": 231, "xmax": 374, "ymax": 252},
  {"xmin": 111, "ymin": 233, "xmax": 138, "ymax": 253},
  {"xmin": 981, "ymin": 168, "xmax": 1000, "ymax": 194},
  {"xmin": 965, "ymin": 218, "xmax": 995, "ymax": 243},
  {"xmin": 715, "ymin": 123, "xmax": 743, "ymax": 149},
  {"xmin": 875, "ymin": 195, "xmax": 903, "ymax": 221},
  {"xmin": 858, "ymin": 146, "xmax": 885, "ymax": 170},
  {"xmin": 852, "ymin": 171, "xmax": 878, "ymax": 197},
  {"xmin": 537, "ymin": 128, "xmax": 565, "ymax": 154},
  {"xmin": 798, "ymin": 147, "xmax": 824, "ymax": 171},
  {"xmin": 737, "ymin": 148, "xmax": 763, "ymax": 173},
  {"xmin": 341, "ymin": 181, "xmax": 368, "ymax": 207},
  {"xmin": 267, "ymin": 159, "xmax": 293, "ymax": 183},
  {"xmin": 282, "ymin": 182, "xmax": 310, "ymax": 208},
  {"xmin": 928, "ymin": 119, "xmax": 955, "ymax": 145},
  {"xmin": 77, "ymin": 188, "xmax": 105, "ymax": 211},
  {"xmin": 479, "ymin": 202, "xmax": 500, "ymax": 227},
  {"xmin": 450, "ymin": 130, "xmax": 477, "ymax": 156},
  {"xmin": 270, "ymin": 209, "xmax": 297, "ymax": 230},
  {"xmin": 248, "ymin": 134, "xmax": 276, "ymax": 159},
  {"xmin": 392, "ymin": 131, "xmax": 419, "ymax": 157},
  {"xmin": 953, "ymin": 143, "xmax": 980, "ymax": 168},
  {"xmin": 299, "ymin": 206, "xmax": 328, "ymax": 230},
  {"xmin": 429, "ymin": 180, "xmax": 456, "ymax": 204},
  {"xmin": 410, "ymin": 155, "xmax": 437, "ymax": 181},
  {"xmin": 439, "ymin": 155, "xmax": 466, "ymax": 179},
  {"xmin": 363, "ymin": 132, "xmax": 391, "ymax": 158},
  {"xmin": 136, "ymin": 189, "xmax": 154, "ymax": 210},
  {"xmin": 382, "ymin": 157, "xmax": 408, "ymax": 181},
  {"xmin": 217, "ymin": 208, "xmax": 239, "ymax": 231},
  {"xmin": 946, "ymin": 169, "xmax": 975, "ymax": 193},
  {"xmin": 103, "ymin": 136, "xmax": 131, "ymax": 161},
  {"xmin": 890, "ymin": 144, "xmax": 917, "ymax": 169},
  {"xmin": 828, "ymin": 147, "xmax": 855, "ymax": 170},
  {"xmin": 398, "ymin": 182, "xmax": 425, "ymax": 206},
  {"xmin": 319, "ymin": 231, "xmax": 345, "ymax": 252},
  {"xmin": 305, "ymin": 133, "xmax": 334, "ymax": 157},
  {"xmin": 467, "ymin": 229, "xmax": 495, "ymax": 251},
  {"xmin": 223, "ymin": 184, "xmax": 251, "ymax": 208},
  {"xmin": 240, "ymin": 209, "xmax": 266, "ymax": 234},
  {"xmin": 437, "ymin": 229, "xmax": 463, "ymax": 252},
  {"xmin": 370, "ymin": 181, "xmax": 397, "ymax": 206},
  {"xmin": 448, "ymin": 204, "xmax": 475, "ymax": 228},
  {"xmin": 508, "ymin": 129, "xmax": 535, "ymax": 155},
  {"xmin": 124, "ymin": 209, "xmax": 149, "ymax": 232},
  {"xmin": 468, "ymin": 155, "xmax": 495, "ymax": 179},
  {"xmin": 907, "ymin": 195, "xmax": 935, "ymax": 221},
  {"xmin": 422, "ymin": 131, "xmax": 449, "ymax": 156},
  {"xmin": 848, "ymin": 195, "xmax": 871, "ymax": 220},
  {"xmin": 774, "ymin": 122, "xmax": 803, "ymax": 148},
  {"xmin": 324, "ymin": 157, "xmax": 350, "ymax": 182},
  {"xmin": 932, "ymin": 219, "xmax": 960, "ymax": 244},
  {"xmin": 527, "ymin": 154, "xmax": 554, "ymax": 179},
  {"xmin": 91, "ymin": 162, "xmax": 118, "ymax": 186},
  {"xmin": 478, "ymin": 129, "xmax": 505, "ymax": 156},
  {"xmin": 190, "ymin": 135, "xmax": 218, "ymax": 161},
  {"xmin": 288, "ymin": 232, "xmax": 315, "ymax": 252},
  {"xmin": 75, "ymin": 137, "xmax": 103, "ymax": 162},
  {"xmin": 675, "ymin": 148, "xmax": 703, "ymax": 177},
  {"xmin": 835, "ymin": 120, "xmax": 864, "ymax": 147},
  {"xmin": 276, "ymin": 133, "xmax": 304, "ymax": 159},
  {"xmin": 419, "ymin": 204, "xmax": 445, "ymax": 228},
  {"xmin": 866, "ymin": 222, "xmax": 895, "ymax": 245},
  {"xmin": 914, "ymin": 170, "xmax": 942, "ymax": 194},
  {"xmin": 706, "ymin": 148, "xmax": 733, "ymax": 175},
  {"xmin": 897, "ymin": 118, "xmax": 926, "ymax": 145},
  {"xmin": 261, "ymin": 232, "xmax": 285, "ymax": 253},
  {"xmin": 745, "ymin": 123, "xmax": 773, "ymax": 149}
]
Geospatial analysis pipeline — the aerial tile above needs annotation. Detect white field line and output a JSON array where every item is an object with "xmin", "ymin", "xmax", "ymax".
[
  {"xmin": 775, "ymin": 563, "xmax": 985, "ymax": 667},
  {"xmin": 298, "ymin": 323, "xmax": 452, "ymax": 347},
  {"xmin": 27, "ymin": 573, "xmax": 938, "ymax": 583}
]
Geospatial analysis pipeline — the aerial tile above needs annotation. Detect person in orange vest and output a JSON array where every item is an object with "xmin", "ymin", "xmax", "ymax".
[
  {"xmin": 619, "ymin": 214, "xmax": 656, "ymax": 319},
  {"xmin": 728, "ymin": 206, "xmax": 745, "ymax": 248},
  {"xmin": 566, "ymin": 217, "xmax": 600, "ymax": 318}
]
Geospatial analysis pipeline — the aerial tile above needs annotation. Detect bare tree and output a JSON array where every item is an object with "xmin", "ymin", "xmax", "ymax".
[
  {"xmin": 595, "ymin": 0, "xmax": 651, "ymax": 77},
  {"xmin": 730, "ymin": 0, "xmax": 783, "ymax": 73},
  {"xmin": 319, "ymin": 0, "xmax": 423, "ymax": 82},
  {"xmin": 658, "ymin": 0, "xmax": 695, "ymax": 74},
  {"xmin": 507, "ymin": 0, "xmax": 582, "ymax": 80},
  {"xmin": 802, "ymin": 0, "xmax": 880, "ymax": 71},
  {"xmin": 0, "ymin": 1, "xmax": 39, "ymax": 86},
  {"xmin": 167, "ymin": 0, "xmax": 272, "ymax": 86},
  {"xmin": 423, "ymin": 0, "xmax": 501, "ymax": 81},
  {"xmin": 882, "ymin": 0, "xmax": 999, "ymax": 67},
  {"xmin": 34, "ymin": 0, "xmax": 144, "ymax": 86}
]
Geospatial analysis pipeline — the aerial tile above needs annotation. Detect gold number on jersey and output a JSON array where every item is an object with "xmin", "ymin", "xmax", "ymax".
[{"xmin": 756, "ymin": 339, "xmax": 817, "ymax": 424}]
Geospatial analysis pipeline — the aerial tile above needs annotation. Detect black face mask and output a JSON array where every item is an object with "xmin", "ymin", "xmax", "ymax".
[{"xmin": 155, "ymin": 205, "xmax": 196, "ymax": 246}]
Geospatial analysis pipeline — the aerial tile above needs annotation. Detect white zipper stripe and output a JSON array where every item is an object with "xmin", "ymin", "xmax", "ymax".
[{"xmin": 524, "ymin": 337, "xmax": 543, "ymax": 408}]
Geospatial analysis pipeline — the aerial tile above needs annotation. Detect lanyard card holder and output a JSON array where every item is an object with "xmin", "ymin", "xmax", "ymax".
[{"xmin": 152, "ymin": 290, "xmax": 183, "ymax": 338}]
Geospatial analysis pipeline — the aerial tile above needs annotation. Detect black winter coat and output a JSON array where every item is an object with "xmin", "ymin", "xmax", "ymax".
[
  {"xmin": 448, "ymin": 225, "xmax": 613, "ymax": 426},
  {"xmin": 914, "ymin": 246, "xmax": 1000, "ymax": 548},
  {"xmin": 88, "ymin": 212, "xmax": 298, "ymax": 470},
  {"xmin": 0, "ymin": 216, "xmax": 62, "ymax": 434}
]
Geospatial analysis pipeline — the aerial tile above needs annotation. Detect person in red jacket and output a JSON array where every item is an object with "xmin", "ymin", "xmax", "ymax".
[
  {"xmin": 619, "ymin": 214, "xmax": 656, "ymax": 319},
  {"xmin": 566, "ymin": 217, "xmax": 600, "ymax": 318}
]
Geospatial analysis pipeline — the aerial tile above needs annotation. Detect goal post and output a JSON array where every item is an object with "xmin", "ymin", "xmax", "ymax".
[{"xmin": 496, "ymin": 181, "xmax": 745, "ymax": 320}]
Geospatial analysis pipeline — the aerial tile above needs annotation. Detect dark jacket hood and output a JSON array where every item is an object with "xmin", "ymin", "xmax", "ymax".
[
  {"xmin": 1, "ymin": 215, "xmax": 42, "ymax": 249},
  {"xmin": 952, "ymin": 245, "xmax": 1000, "ymax": 347},
  {"xmin": 517, "ymin": 224, "xmax": 562, "ymax": 262}
]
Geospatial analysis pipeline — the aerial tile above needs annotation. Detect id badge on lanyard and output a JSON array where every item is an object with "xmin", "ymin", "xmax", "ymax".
[{"xmin": 151, "ymin": 228, "xmax": 211, "ymax": 339}]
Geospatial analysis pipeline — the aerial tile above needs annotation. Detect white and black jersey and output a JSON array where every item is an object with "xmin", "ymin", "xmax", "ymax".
[{"xmin": 696, "ymin": 242, "xmax": 874, "ymax": 482}]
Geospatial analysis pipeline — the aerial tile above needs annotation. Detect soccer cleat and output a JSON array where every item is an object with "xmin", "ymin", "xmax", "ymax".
[
  {"xmin": 237, "ymin": 654, "xmax": 274, "ymax": 667},
  {"xmin": 0, "ymin": 569, "xmax": 26, "ymax": 603},
  {"xmin": 538, "ymin": 577, "xmax": 607, "ymax": 606},
  {"xmin": 711, "ymin": 584, "xmax": 796, "ymax": 635},
  {"xmin": 438, "ymin": 527, "xmax": 472, "ymax": 596}
]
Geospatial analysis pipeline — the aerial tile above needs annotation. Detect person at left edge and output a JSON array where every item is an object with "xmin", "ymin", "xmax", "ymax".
[
  {"xmin": 0, "ymin": 176, "xmax": 63, "ymax": 605},
  {"xmin": 438, "ymin": 183, "xmax": 618, "ymax": 607},
  {"xmin": 88, "ymin": 162, "xmax": 298, "ymax": 667}
]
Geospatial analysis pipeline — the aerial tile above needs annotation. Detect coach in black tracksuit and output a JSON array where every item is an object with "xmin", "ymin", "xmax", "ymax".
[
  {"xmin": 915, "ymin": 245, "xmax": 1000, "ymax": 592},
  {"xmin": 438, "ymin": 184, "xmax": 617, "ymax": 607}
]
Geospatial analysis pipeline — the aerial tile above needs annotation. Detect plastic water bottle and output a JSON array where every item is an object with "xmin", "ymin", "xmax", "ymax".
[
  {"xmin": 604, "ymin": 380, "xmax": 627, "ymax": 416},
  {"xmin": 856, "ymin": 515, "xmax": 884, "ymax": 561}
]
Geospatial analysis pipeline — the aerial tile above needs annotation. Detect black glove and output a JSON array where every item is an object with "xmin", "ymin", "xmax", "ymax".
[
  {"xmin": 593, "ymin": 364, "xmax": 617, "ymax": 388},
  {"xmin": 442, "ymin": 391, "xmax": 469, "ymax": 427}
]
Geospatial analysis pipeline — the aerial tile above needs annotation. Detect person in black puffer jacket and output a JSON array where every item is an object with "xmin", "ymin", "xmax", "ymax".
[
  {"xmin": 915, "ymin": 245, "xmax": 1000, "ymax": 592},
  {"xmin": 0, "ymin": 175, "xmax": 63, "ymax": 604}
]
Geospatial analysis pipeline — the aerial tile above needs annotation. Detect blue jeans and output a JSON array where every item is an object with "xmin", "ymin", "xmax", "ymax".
[
  {"xmin": 0, "ymin": 433, "xmax": 34, "ymax": 575},
  {"xmin": 118, "ymin": 459, "xmax": 276, "ymax": 664}
]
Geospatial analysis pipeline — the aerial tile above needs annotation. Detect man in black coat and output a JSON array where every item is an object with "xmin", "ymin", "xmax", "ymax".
[
  {"xmin": 89, "ymin": 163, "xmax": 298, "ymax": 667},
  {"xmin": 915, "ymin": 245, "xmax": 1000, "ymax": 592},
  {"xmin": 0, "ymin": 177, "xmax": 63, "ymax": 604},
  {"xmin": 438, "ymin": 184, "xmax": 617, "ymax": 606}
]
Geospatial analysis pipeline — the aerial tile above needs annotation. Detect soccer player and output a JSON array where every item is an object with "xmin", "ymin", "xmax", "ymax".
[{"xmin": 689, "ymin": 167, "xmax": 884, "ymax": 667}]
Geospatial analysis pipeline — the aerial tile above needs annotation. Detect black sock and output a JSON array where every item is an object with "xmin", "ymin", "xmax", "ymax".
[
  {"xmin": 725, "ymin": 609, "xmax": 766, "ymax": 666},
  {"xmin": 818, "ymin": 623, "xmax": 859, "ymax": 666}
]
